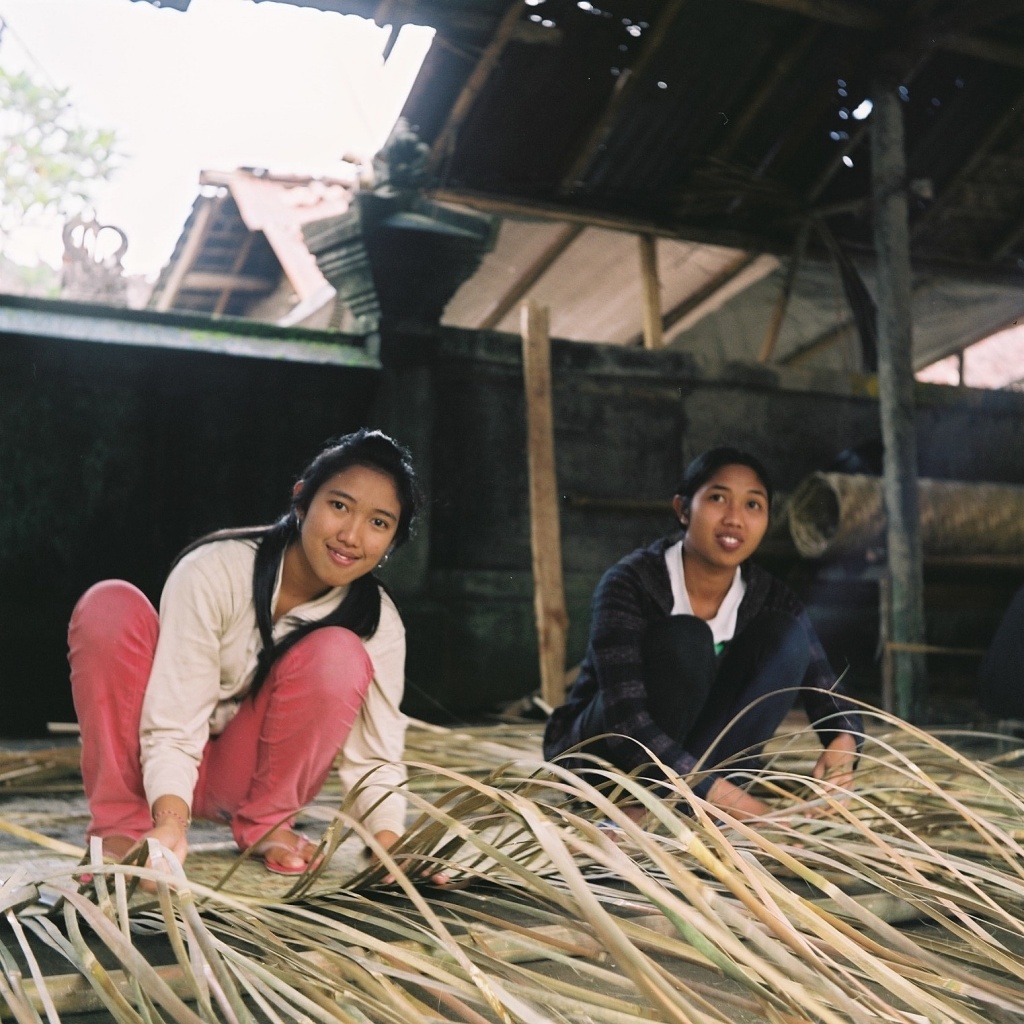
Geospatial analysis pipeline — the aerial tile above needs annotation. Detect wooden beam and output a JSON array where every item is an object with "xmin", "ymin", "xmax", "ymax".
[
  {"xmin": 871, "ymin": 68, "xmax": 927, "ymax": 722},
  {"xmin": 153, "ymin": 198, "xmax": 218, "ymax": 312},
  {"xmin": 181, "ymin": 271, "xmax": 274, "ymax": 294},
  {"xmin": 637, "ymin": 234, "xmax": 664, "ymax": 349},
  {"xmin": 429, "ymin": 187, "xmax": 679, "ymax": 238},
  {"xmin": 759, "ymin": 223, "xmax": 808, "ymax": 362},
  {"xmin": 213, "ymin": 232, "xmax": 255, "ymax": 316},
  {"xmin": 940, "ymin": 33, "xmax": 1024, "ymax": 70},
  {"xmin": 736, "ymin": 0, "xmax": 884, "ymax": 30},
  {"xmin": 712, "ymin": 22, "xmax": 821, "ymax": 163},
  {"xmin": 479, "ymin": 223, "xmax": 583, "ymax": 330},
  {"xmin": 559, "ymin": 0, "xmax": 688, "ymax": 193},
  {"xmin": 778, "ymin": 321, "xmax": 854, "ymax": 367},
  {"xmin": 427, "ymin": 0, "xmax": 525, "ymax": 174},
  {"xmin": 741, "ymin": 0, "xmax": 1024, "ymax": 69},
  {"xmin": 990, "ymin": 201, "xmax": 1024, "ymax": 262},
  {"xmin": 912, "ymin": 84, "xmax": 1024, "ymax": 243},
  {"xmin": 520, "ymin": 301, "xmax": 569, "ymax": 709},
  {"xmin": 625, "ymin": 251, "xmax": 762, "ymax": 347}
]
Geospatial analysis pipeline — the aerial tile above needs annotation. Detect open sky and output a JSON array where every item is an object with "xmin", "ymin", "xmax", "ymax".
[{"xmin": 0, "ymin": 0, "xmax": 433, "ymax": 275}]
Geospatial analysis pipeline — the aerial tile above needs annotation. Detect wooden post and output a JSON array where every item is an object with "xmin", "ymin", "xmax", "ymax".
[
  {"xmin": 878, "ymin": 575, "xmax": 894, "ymax": 713},
  {"xmin": 871, "ymin": 71, "xmax": 927, "ymax": 722},
  {"xmin": 638, "ymin": 234, "xmax": 663, "ymax": 349},
  {"xmin": 520, "ymin": 301, "xmax": 569, "ymax": 708}
]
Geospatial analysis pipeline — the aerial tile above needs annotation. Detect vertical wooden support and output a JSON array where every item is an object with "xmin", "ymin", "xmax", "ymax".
[
  {"xmin": 638, "ymin": 234, "xmax": 664, "ymax": 350},
  {"xmin": 878, "ymin": 575, "xmax": 894, "ymax": 713},
  {"xmin": 871, "ymin": 73, "xmax": 927, "ymax": 722},
  {"xmin": 521, "ymin": 301, "xmax": 569, "ymax": 708}
]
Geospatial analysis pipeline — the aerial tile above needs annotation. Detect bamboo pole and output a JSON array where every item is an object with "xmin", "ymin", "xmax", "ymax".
[
  {"xmin": 520, "ymin": 301, "xmax": 569, "ymax": 709},
  {"xmin": 871, "ymin": 69, "xmax": 927, "ymax": 722},
  {"xmin": 637, "ymin": 234, "xmax": 664, "ymax": 350}
]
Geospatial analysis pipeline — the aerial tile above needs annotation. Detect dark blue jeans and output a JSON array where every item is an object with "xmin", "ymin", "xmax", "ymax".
[{"xmin": 580, "ymin": 609, "xmax": 810, "ymax": 780}]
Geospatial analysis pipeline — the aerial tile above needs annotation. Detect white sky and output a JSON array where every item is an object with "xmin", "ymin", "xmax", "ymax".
[{"xmin": 0, "ymin": 0, "xmax": 433, "ymax": 275}]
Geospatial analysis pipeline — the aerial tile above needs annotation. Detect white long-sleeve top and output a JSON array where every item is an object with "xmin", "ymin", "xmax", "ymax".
[{"xmin": 139, "ymin": 538, "xmax": 408, "ymax": 836}]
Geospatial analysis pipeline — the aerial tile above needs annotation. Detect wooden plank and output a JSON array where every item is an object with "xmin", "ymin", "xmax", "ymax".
[
  {"xmin": 213, "ymin": 232, "xmax": 255, "ymax": 316},
  {"xmin": 183, "ymin": 271, "xmax": 272, "ymax": 294},
  {"xmin": 637, "ymin": 234, "xmax": 664, "ymax": 350},
  {"xmin": 520, "ymin": 301, "xmax": 569, "ymax": 708},
  {"xmin": 871, "ymin": 73, "xmax": 927, "ymax": 722},
  {"xmin": 152, "ymin": 197, "xmax": 217, "ymax": 312},
  {"xmin": 736, "ymin": 0, "xmax": 884, "ymax": 30},
  {"xmin": 427, "ymin": 0, "xmax": 525, "ymax": 174},
  {"xmin": 479, "ymin": 223, "xmax": 583, "ymax": 330},
  {"xmin": 429, "ymin": 188, "xmax": 691, "ymax": 240}
]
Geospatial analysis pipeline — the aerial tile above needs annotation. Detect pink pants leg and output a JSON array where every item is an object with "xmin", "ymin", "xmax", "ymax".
[
  {"xmin": 69, "ymin": 580, "xmax": 157, "ymax": 839},
  {"xmin": 69, "ymin": 580, "xmax": 375, "ymax": 850},
  {"xmin": 193, "ymin": 627, "xmax": 373, "ymax": 850}
]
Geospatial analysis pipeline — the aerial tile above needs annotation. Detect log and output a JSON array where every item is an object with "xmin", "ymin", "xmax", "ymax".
[
  {"xmin": 1, "ymin": 965, "xmax": 194, "ymax": 1020},
  {"xmin": 788, "ymin": 472, "xmax": 1024, "ymax": 560}
]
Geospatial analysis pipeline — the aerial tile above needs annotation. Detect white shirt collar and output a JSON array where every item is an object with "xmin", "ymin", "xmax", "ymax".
[{"xmin": 665, "ymin": 539, "xmax": 746, "ymax": 645}]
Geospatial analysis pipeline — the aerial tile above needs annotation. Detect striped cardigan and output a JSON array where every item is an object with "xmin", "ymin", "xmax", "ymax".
[{"xmin": 543, "ymin": 535, "xmax": 863, "ymax": 795}]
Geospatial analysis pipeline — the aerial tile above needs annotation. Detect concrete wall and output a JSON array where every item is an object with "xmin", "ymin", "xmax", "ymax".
[{"xmin": 386, "ymin": 327, "xmax": 1024, "ymax": 719}]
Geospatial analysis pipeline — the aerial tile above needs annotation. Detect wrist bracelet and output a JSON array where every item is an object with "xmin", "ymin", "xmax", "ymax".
[{"xmin": 153, "ymin": 809, "xmax": 191, "ymax": 829}]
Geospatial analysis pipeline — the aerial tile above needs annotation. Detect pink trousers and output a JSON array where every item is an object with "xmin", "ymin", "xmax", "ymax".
[{"xmin": 68, "ymin": 579, "xmax": 374, "ymax": 851}]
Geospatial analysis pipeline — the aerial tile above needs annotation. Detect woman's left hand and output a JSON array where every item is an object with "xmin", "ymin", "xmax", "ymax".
[
  {"xmin": 811, "ymin": 733, "xmax": 858, "ymax": 790},
  {"xmin": 373, "ymin": 829, "xmax": 450, "ymax": 886}
]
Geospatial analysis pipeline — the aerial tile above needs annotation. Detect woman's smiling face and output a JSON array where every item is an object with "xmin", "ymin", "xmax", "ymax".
[
  {"xmin": 676, "ymin": 463, "xmax": 770, "ymax": 571},
  {"xmin": 291, "ymin": 464, "xmax": 401, "ymax": 595}
]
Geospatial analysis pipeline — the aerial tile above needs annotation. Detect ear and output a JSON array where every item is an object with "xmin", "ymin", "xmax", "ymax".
[
  {"xmin": 292, "ymin": 481, "xmax": 303, "ymax": 498},
  {"xmin": 671, "ymin": 494, "xmax": 688, "ymax": 525}
]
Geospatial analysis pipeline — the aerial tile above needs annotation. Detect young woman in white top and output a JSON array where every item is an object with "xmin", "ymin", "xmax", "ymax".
[{"xmin": 69, "ymin": 428, "xmax": 419, "ymax": 875}]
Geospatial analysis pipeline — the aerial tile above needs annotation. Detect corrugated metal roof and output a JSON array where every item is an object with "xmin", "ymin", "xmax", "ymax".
[
  {"xmin": 442, "ymin": 219, "xmax": 778, "ymax": 344},
  {"xmin": 133, "ymin": 0, "xmax": 1024, "ymax": 373}
]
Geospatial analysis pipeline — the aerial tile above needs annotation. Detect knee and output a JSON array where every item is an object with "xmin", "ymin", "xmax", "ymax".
[
  {"xmin": 750, "ymin": 610, "xmax": 811, "ymax": 678},
  {"xmin": 277, "ymin": 627, "xmax": 374, "ymax": 701},
  {"xmin": 69, "ymin": 580, "xmax": 154, "ymax": 648},
  {"xmin": 643, "ymin": 615, "xmax": 716, "ymax": 691}
]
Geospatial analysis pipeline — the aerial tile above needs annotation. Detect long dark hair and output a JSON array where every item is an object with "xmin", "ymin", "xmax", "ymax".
[
  {"xmin": 673, "ymin": 446, "xmax": 774, "ymax": 527},
  {"xmin": 173, "ymin": 429, "xmax": 421, "ymax": 696}
]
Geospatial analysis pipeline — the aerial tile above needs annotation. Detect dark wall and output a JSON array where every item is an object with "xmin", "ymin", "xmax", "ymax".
[
  {"xmin": 3, "ymin": 319, "xmax": 1023, "ymax": 734},
  {"xmin": 0, "ymin": 331, "xmax": 378, "ymax": 736},
  {"xmin": 397, "ymin": 328, "xmax": 1024, "ymax": 720}
]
